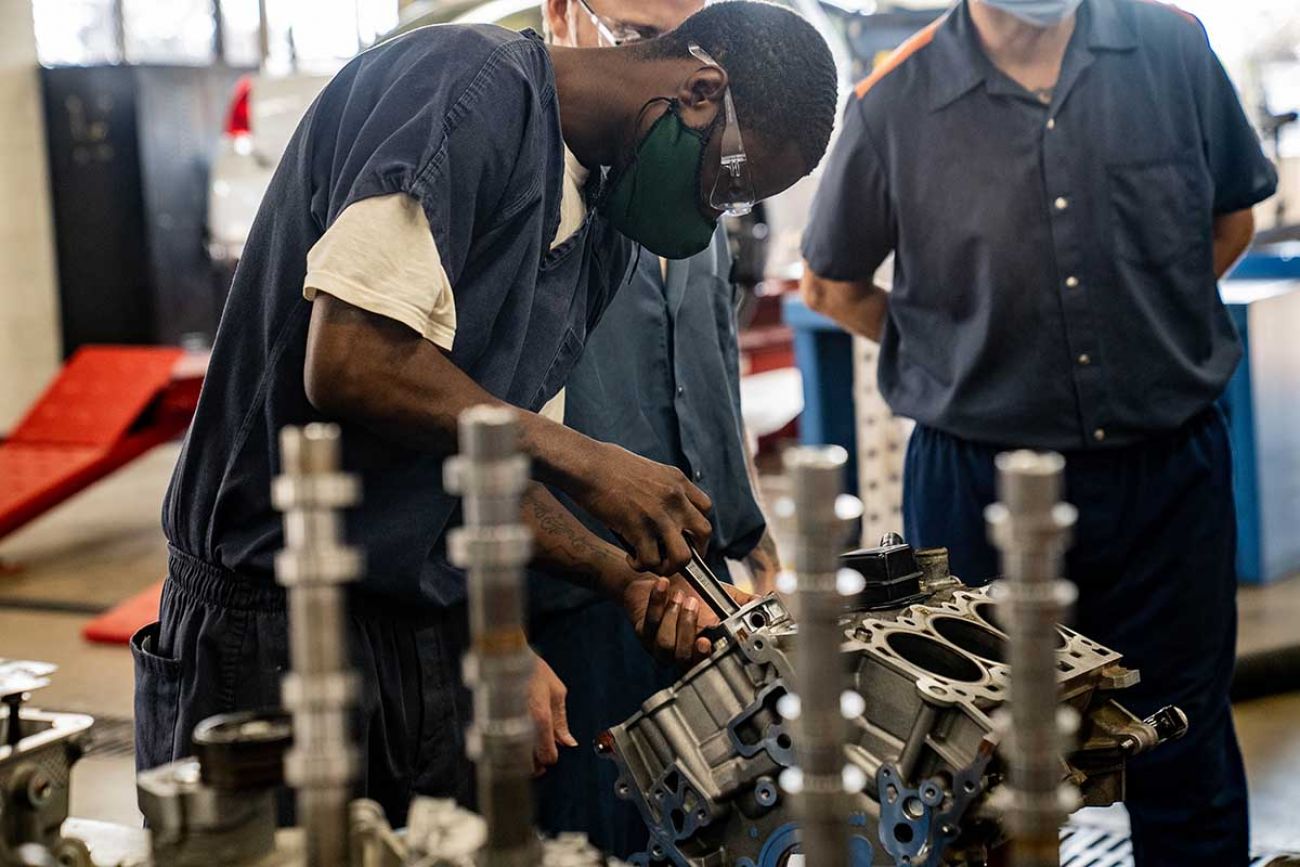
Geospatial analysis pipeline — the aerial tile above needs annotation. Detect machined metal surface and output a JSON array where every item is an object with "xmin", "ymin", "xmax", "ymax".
[
  {"xmin": 986, "ymin": 452, "xmax": 1078, "ymax": 867},
  {"xmin": 602, "ymin": 545, "xmax": 1178, "ymax": 867},
  {"xmin": 682, "ymin": 545, "xmax": 741, "ymax": 622},
  {"xmin": 0, "ymin": 663, "xmax": 94, "ymax": 867},
  {"xmin": 445, "ymin": 406, "xmax": 537, "ymax": 867},
  {"xmin": 274, "ymin": 423, "xmax": 362, "ymax": 867},
  {"xmin": 137, "ymin": 758, "xmax": 281, "ymax": 865},
  {"xmin": 781, "ymin": 446, "xmax": 860, "ymax": 867}
]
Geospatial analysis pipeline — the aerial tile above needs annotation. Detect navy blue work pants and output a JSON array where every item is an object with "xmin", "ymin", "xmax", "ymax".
[
  {"xmin": 132, "ymin": 547, "xmax": 473, "ymax": 827},
  {"xmin": 903, "ymin": 408, "xmax": 1249, "ymax": 866}
]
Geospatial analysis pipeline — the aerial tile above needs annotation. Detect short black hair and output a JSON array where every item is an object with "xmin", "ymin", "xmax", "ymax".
[{"xmin": 634, "ymin": 1, "xmax": 838, "ymax": 178}]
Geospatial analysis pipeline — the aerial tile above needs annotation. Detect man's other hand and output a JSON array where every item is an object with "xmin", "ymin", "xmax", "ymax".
[
  {"xmin": 576, "ymin": 443, "xmax": 714, "ymax": 575},
  {"xmin": 529, "ymin": 655, "xmax": 576, "ymax": 776},
  {"xmin": 623, "ymin": 575, "xmax": 756, "ymax": 666}
]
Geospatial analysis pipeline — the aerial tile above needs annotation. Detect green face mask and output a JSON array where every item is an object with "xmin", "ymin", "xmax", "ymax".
[{"xmin": 599, "ymin": 102, "xmax": 720, "ymax": 260}]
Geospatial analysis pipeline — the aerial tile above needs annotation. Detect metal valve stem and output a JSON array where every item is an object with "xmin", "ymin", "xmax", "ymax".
[
  {"xmin": 986, "ymin": 451, "xmax": 1079, "ymax": 867},
  {"xmin": 273, "ymin": 423, "xmax": 362, "ymax": 867},
  {"xmin": 445, "ymin": 406, "xmax": 536, "ymax": 867},
  {"xmin": 781, "ymin": 445, "xmax": 860, "ymax": 867}
]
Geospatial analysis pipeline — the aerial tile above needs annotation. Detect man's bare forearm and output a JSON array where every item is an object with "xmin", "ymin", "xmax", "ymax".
[
  {"xmin": 305, "ymin": 292, "xmax": 604, "ymax": 483},
  {"xmin": 799, "ymin": 265, "xmax": 889, "ymax": 342},
  {"xmin": 521, "ymin": 483, "xmax": 633, "ymax": 598},
  {"xmin": 744, "ymin": 530, "xmax": 781, "ymax": 594},
  {"xmin": 737, "ymin": 422, "xmax": 781, "ymax": 593},
  {"xmin": 1212, "ymin": 208, "xmax": 1255, "ymax": 279},
  {"xmin": 304, "ymin": 293, "xmax": 715, "ymax": 576}
]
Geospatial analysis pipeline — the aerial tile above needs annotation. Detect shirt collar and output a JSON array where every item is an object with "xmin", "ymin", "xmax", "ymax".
[
  {"xmin": 926, "ymin": 3, "xmax": 987, "ymax": 112},
  {"xmin": 927, "ymin": 0, "xmax": 1136, "ymax": 112},
  {"xmin": 1084, "ymin": 0, "xmax": 1138, "ymax": 52}
]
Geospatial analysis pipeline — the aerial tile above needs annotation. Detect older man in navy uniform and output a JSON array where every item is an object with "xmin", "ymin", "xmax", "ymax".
[
  {"xmin": 526, "ymin": 0, "xmax": 784, "ymax": 856},
  {"xmin": 801, "ymin": 0, "xmax": 1276, "ymax": 864}
]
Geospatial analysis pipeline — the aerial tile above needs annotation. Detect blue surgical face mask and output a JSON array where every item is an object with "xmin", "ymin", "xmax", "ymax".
[{"xmin": 978, "ymin": 0, "xmax": 1083, "ymax": 27}]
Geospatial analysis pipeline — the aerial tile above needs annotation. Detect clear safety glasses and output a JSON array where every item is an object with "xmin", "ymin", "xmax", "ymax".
[
  {"xmin": 575, "ymin": 0, "xmax": 663, "ymax": 47},
  {"xmin": 687, "ymin": 44, "xmax": 757, "ymax": 218}
]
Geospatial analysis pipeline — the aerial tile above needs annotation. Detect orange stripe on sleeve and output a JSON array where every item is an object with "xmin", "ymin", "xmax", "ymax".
[{"xmin": 853, "ymin": 19, "xmax": 943, "ymax": 100}]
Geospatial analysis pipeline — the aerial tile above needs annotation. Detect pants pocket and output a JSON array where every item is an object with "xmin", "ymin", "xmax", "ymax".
[
  {"xmin": 131, "ymin": 621, "xmax": 183, "ymax": 772},
  {"xmin": 412, "ymin": 622, "xmax": 472, "ymax": 803}
]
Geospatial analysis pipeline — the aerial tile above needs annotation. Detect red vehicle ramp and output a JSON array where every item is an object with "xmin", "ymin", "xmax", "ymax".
[{"xmin": 0, "ymin": 345, "xmax": 200, "ymax": 541}]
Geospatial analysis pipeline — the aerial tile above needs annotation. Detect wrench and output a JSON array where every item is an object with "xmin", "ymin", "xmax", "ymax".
[{"xmin": 681, "ymin": 542, "xmax": 741, "ymax": 621}]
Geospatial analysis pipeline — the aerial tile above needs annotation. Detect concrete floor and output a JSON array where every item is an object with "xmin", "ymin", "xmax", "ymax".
[{"xmin": 2, "ymin": 442, "xmax": 1300, "ymax": 852}]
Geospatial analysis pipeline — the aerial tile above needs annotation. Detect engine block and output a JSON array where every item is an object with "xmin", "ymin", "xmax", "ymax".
[{"xmin": 600, "ymin": 552, "xmax": 1177, "ymax": 867}]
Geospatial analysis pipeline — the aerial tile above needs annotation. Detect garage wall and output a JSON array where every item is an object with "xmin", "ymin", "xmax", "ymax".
[{"xmin": 0, "ymin": 0, "xmax": 60, "ymax": 432}]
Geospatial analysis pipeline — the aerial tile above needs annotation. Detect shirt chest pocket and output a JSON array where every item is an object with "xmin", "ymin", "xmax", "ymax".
[
  {"xmin": 528, "ymin": 224, "xmax": 593, "ymax": 411},
  {"xmin": 1106, "ymin": 156, "xmax": 1209, "ymax": 269},
  {"xmin": 530, "ymin": 326, "xmax": 584, "ymax": 412}
]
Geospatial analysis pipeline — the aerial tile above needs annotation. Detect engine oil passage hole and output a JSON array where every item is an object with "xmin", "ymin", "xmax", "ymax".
[
  {"xmin": 885, "ymin": 633, "xmax": 984, "ymax": 683},
  {"xmin": 932, "ymin": 617, "xmax": 1008, "ymax": 664},
  {"xmin": 776, "ymin": 733, "xmax": 793, "ymax": 750},
  {"xmin": 894, "ymin": 823, "xmax": 915, "ymax": 844}
]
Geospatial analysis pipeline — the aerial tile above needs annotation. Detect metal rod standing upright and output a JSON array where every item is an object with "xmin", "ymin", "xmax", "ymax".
[
  {"xmin": 273, "ymin": 423, "xmax": 362, "ymax": 867},
  {"xmin": 985, "ymin": 451, "xmax": 1078, "ymax": 867},
  {"xmin": 782, "ymin": 445, "xmax": 857, "ymax": 867},
  {"xmin": 444, "ymin": 406, "xmax": 536, "ymax": 867}
]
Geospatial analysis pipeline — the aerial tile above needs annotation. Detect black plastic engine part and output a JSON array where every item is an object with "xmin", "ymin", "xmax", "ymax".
[
  {"xmin": 842, "ymin": 533, "xmax": 926, "ymax": 609},
  {"xmin": 192, "ymin": 710, "xmax": 293, "ymax": 791}
]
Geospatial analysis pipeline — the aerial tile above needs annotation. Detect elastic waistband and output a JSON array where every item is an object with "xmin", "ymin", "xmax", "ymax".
[
  {"xmin": 167, "ymin": 546, "xmax": 286, "ymax": 611},
  {"xmin": 166, "ymin": 546, "xmax": 460, "ymax": 626}
]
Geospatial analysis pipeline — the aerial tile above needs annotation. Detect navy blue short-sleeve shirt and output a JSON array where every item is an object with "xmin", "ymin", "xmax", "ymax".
[
  {"xmin": 802, "ymin": 0, "xmax": 1277, "ymax": 450},
  {"xmin": 163, "ymin": 25, "xmax": 629, "ymax": 608}
]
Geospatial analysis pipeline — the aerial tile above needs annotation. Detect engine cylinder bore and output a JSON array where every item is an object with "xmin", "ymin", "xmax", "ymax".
[
  {"xmin": 931, "ymin": 617, "xmax": 1008, "ymax": 664},
  {"xmin": 884, "ymin": 632, "xmax": 984, "ymax": 683},
  {"xmin": 972, "ymin": 602, "xmax": 1067, "ymax": 650}
]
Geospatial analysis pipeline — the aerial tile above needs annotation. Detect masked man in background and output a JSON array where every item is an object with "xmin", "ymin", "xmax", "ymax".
[
  {"xmin": 526, "ymin": 0, "xmax": 791, "ymax": 856},
  {"xmin": 801, "ymin": 0, "xmax": 1276, "ymax": 863}
]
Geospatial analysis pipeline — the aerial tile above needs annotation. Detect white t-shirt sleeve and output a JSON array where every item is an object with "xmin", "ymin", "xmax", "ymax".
[
  {"xmin": 538, "ymin": 389, "xmax": 565, "ymax": 424},
  {"xmin": 304, "ymin": 193, "xmax": 457, "ymax": 351}
]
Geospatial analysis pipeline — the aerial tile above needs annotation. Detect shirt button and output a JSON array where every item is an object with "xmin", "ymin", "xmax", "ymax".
[
  {"xmin": 1054, "ymin": 196, "xmax": 1069, "ymax": 211},
  {"xmin": 1046, "ymin": 117, "xmax": 1056, "ymax": 130},
  {"xmin": 694, "ymin": 470, "xmax": 703, "ymax": 481},
  {"xmin": 1065, "ymin": 275, "xmax": 1080, "ymax": 289},
  {"xmin": 676, "ymin": 386, "xmax": 685, "ymax": 396},
  {"xmin": 1093, "ymin": 428, "xmax": 1106, "ymax": 443},
  {"xmin": 1077, "ymin": 353, "xmax": 1091, "ymax": 366}
]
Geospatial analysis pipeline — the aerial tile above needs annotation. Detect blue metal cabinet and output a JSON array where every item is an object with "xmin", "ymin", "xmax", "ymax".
[
  {"xmin": 1221, "ymin": 244, "xmax": 1300, "ymax": 583},
  {"xmin": 783, "ymin": 294, "xmax": 858, "ymax": 493}
]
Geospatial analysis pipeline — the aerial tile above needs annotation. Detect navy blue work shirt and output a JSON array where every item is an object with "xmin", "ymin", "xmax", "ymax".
[
  {"xmin": 802, "ymin": 0, "xmax": 1278, "ymax": 450},
  {"xmin": 528, "ymin": 230, "xmax": 767, "ymax": 616},
  {"xmin": 163, "ymin": 26, "xmax": 629, "ymax": 608}
]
